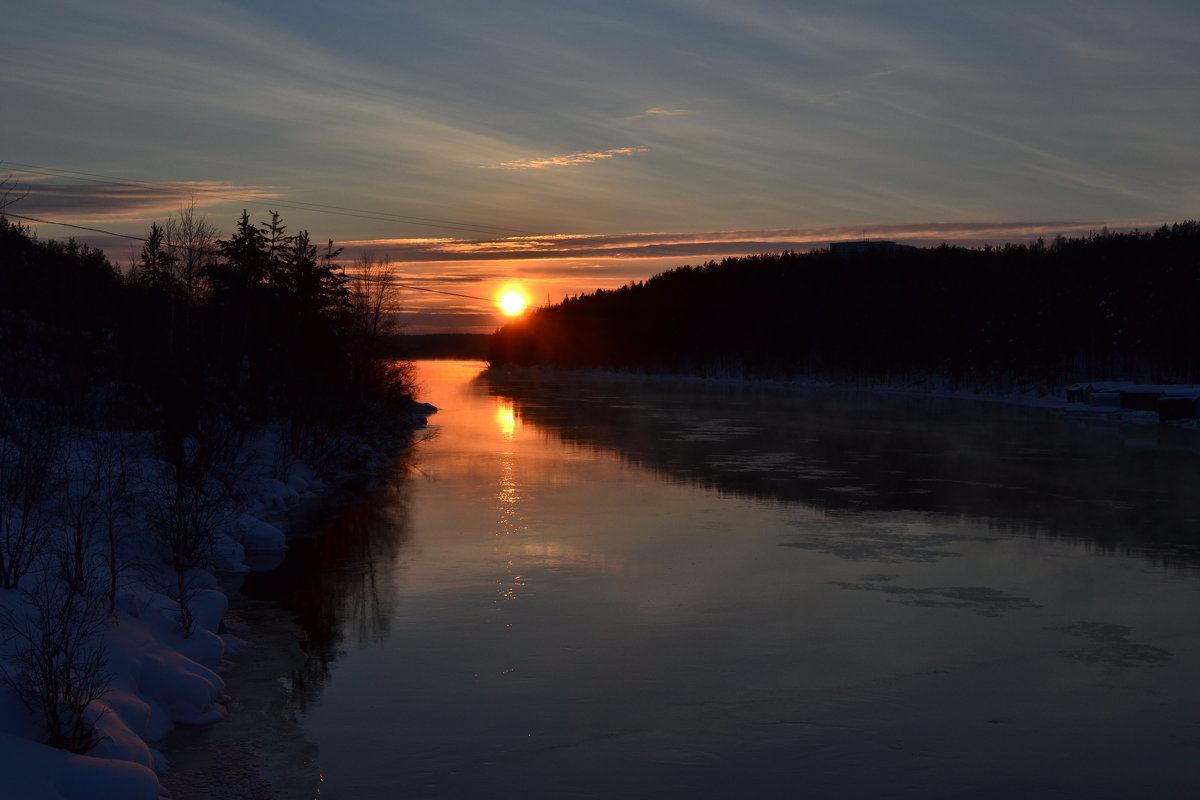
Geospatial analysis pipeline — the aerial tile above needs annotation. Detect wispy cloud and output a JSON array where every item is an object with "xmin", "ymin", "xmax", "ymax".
[
  {"xmin": 627, "ymin": 107, "xmax": 694, "ymax": 120},
  {"xmin": 484, "ymin": 147, "xmax": 649, "ymax": 170},
  {"xmin": 4, "ymin": 173, "xmax": 282, "ymax": 224},
  {"xmin": 343, "ymin": 216, "xmax": 1174, "ymax": 334},
  {"xmin": 341, "ymin": 220, "xmax": 1154, "ymax": 265},
  {"xmin": 5, "ymin": 0, "xmax": 1194, "ymax": 248}
]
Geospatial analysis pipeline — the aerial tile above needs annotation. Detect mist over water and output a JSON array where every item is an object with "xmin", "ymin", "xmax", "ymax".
[{"xmin": 247, "ymin": 361, "xmax": 1200, "ymax": 798}]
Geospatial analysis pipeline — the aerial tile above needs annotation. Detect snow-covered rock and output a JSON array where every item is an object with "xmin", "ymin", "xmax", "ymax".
[{"xmin": 223, "ymin": 513, "xmax": 287, "ymax": 551}]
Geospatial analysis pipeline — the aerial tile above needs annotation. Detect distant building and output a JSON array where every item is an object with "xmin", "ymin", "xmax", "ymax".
[{"xmin": 829, "ymin": 240, "xmax": 921, "ymax": 258}]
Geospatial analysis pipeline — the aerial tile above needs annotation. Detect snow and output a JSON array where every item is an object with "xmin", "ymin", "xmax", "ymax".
[
  {"xmin": 223, "ymin": 514, "xmax": 287, "ymax": 551},
  {"xmin": 0, "ymin": 732, "xmax": 161, "ymax": 800},
  {"xmin": 546, "ymin": 366, "xmax": 1200, "ymax": 425},
  {"xmin": 0, "ymin": 404, "xmax": 435, "ymax": 798}
]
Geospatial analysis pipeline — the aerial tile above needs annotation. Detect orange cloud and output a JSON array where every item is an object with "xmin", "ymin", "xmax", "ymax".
[
  {"xmin": 484, "ymin": 147, "xmax": 649, "ymax": 170},
  {"xmin": 340, "ymin": 220, "xmax": 1154, "ymax": 265}
]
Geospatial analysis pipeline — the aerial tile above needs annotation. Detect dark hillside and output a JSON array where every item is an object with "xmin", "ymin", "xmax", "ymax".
[{"xmin": 489, "ymin": 223, "xmax": 1200, "ymax": 389}]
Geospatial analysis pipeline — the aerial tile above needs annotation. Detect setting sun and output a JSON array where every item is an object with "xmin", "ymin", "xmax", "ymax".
[{"xmin": 498, "ymin": 289, "xmax": 528, "ymax": 316}]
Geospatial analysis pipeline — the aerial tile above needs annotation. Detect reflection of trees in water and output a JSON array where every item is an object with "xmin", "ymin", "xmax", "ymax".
[
  {"xmin": 484, "ymin": 369, "xmax": 1200, "ymax": 568},
  {"xmin": 241, "ymin": 468, "xmax": 414, "ymax": 709}
]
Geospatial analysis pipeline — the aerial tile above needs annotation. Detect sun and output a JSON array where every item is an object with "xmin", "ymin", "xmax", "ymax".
[{"xmin": 498, "ymin": 288, "xmax": 528, "ymax": 316}]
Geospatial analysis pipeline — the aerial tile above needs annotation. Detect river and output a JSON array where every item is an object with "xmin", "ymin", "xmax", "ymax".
[{"xmin": 241, "ymin": 360, "xmax": 1200, "ymax": 798}]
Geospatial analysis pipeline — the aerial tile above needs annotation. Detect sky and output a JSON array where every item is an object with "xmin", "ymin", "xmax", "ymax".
[{"xmin": 2, "ymin": 0, "xmax": 1198, "ymax": 333}]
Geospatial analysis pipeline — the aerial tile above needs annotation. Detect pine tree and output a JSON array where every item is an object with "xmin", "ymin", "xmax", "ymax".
[
  {"xmin": 212, "ymin": 210, "xmax": 270, "ymax": 290},
  {"xmin": 281, "ymin": 230, "xmax": 348, "ymax": 318},
  {"xmin": 131, "ymin": 222, "xmax": 177, "ymax": 291}
]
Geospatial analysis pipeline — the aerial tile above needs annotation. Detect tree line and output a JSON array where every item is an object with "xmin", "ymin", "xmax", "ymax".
[
  {"xmin": 488, "ymin": 223, "xmax": 1200, "ymax": 390},
  {"xmin": 2, "ymin": 204, "xmax": 409, "ymax": 446}
]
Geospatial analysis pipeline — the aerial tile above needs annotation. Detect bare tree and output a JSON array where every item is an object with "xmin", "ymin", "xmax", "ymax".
[
  {"xmin": 0, "ymin": 574, "xmax": 111, "ymax": 753},
  {"xmin": 54, "ymin": 439, "xmax": 102, "ymax": 596},
  {"xmin": 163, "ymin": 197, "xmax": 219, "ymax": 299},
  {"xmin": 0, "ymin": 401, "xmax": 61, "ymax": 590},
  {"xmin": 93, "ymin": 430, "xmax": 132, "ymax": 616},
  {"xmin": 140, "ymin": 416, "xmax": 245, "ymax": 636},
  {"xmin": 349, "ymin": 252, "xmax": 402, "ymax": 340},
  {"xmin": 54, "ymin": 430, "xmax": 132, "ymax": 613},
  {"xmin": 140, "ymin": 465, "xmax": 233, "ymax": 636}
]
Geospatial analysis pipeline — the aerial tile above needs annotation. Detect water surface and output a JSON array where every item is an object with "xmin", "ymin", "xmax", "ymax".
[{"xmin": 247, "ymin": 361, "xmax": 1200, "ymax": 798}]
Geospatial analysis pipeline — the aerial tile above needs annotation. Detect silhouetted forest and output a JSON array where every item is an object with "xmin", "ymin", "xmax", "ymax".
[
  {"xmin": 489, "ymin": 223, "xmax": 1200, "ymax": 389},
  {"xmin": 0, "ymin": 210, "xmax": 415, "ymax": 466}
]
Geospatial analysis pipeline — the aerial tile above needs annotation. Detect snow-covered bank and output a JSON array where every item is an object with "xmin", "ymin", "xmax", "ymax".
[
  {"xmin": 812, "ymin": 376, "xmax": 1200, "ymax": 429},
  {"xmin": 0, "ymin": 401, "xmax": 436, "ymax": 799},
  {"xmin": 156, "ymin": 596, "xmax": 320, "ymax": 800},
  {"xmin": 488, "ymin": 365, "xmax": 1200, "ymax": 431}
]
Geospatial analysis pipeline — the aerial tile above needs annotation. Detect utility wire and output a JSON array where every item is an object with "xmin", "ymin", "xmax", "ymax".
[
  {"xmin": 2, "ymin": 160, "xmax": 545, "ymax": 238},
  {"xmin": 391, "ymin": 283, "xmax": 495, "ymax": 303},
  {"xmin": 2, "ymin": 160, "xmax": 792, "ymax": 265},
  {"xmin": 2, "ymin": 211, "xmax": 505, "ymax": 306},
  {"xmin": 3, "ymin": 159, "xmax": 764, "ymax": 295},
  {"xmin": 3, "ymin": 212, "xmax": 146, "ymax": 242}
]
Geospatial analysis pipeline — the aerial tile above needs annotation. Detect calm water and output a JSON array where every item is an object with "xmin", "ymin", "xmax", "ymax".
[{"xmin": 246, "ymin": 360, "xmax": 1200, "ymax": 798}]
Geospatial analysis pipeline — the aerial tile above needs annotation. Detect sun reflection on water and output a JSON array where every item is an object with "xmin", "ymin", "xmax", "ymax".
[
  {"xmin": 493, "ymin": 397, "xmax": 532, "ymax": 607},
  {"xmin": 495, "ymin": 453, "xmax": 526, "ymax": 537},
  {"xmin": 496, "ymin": 398, "xmax": 518, "ymax": 439}
]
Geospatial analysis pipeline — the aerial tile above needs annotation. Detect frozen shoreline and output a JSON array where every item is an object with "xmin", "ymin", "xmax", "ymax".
[
  {"xmin": 156, "ymin": 594, "xmax": 320, "ymax": 800},
  {"xmin": 489, "ymin": 364, "xmax": 1200, "ymax": 430},
  {"xmin": 0, "ymin": 403, "xmax": 435, "ymax": 799}
]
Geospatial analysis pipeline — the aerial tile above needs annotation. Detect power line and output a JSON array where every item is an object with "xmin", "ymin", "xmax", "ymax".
[
  {"xmin": 3, "ymin": 212, "xmax": 146, "ymax": 242},
  {"xmin": 1, "ymin": 160, "xmax": 545, "ymax": 238},
  {"xmin": 2, "ymin": 160, "xmax": 790, "ymax": 265},
  {"xmin": 3, "ymin": 158, "xmax": 775, "ymax": 293},
  {"xmin": 2, "ymin": 210, "xmax": 505, "ymax": 306},
  {"xmin": 391, "ymin": 283, "xmax": 494, "ymax": 303}
]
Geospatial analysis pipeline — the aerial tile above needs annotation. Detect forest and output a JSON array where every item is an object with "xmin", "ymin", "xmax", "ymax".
[
  {"xmin": 0, "ymin": 206, "xmax": 416, "ymax": 757},
  {"xmin": 0, "ymin": 207, "xmax": 413, "ymax": 457},
  {"xmin": 489, "ymin": 223, "xmax": 1200, "ymax": 390}
]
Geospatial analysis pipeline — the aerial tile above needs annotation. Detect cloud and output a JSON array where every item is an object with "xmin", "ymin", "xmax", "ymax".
[
  {"xmin": 340, "ymin": 220, "xmax": 1155, "ymax": 266},
  {"xmin": 7, "ymin": 0, "xmax": 1193, "ymax": 239},
  {"xmin": 483, "ymin": 147, "xmax": 650, "ymax": 170},
  {"xmin": 627, "ymin": 107, "xmax": 694, "ymax": 120},
  {"xmin": 349, "ymin": 216, "xmax": 1173, "ymax": 333},
  {"xmin": 4, "ymin": 172, "xmax": 282, "ymax": 224}
]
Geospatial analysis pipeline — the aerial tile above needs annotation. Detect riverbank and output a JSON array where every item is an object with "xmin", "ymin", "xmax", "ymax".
[
  {"xmin": 154, "ymin": 407, "xmax": 437, "ymax": 799},
  {"xmin": 487, "ymin": 364, "xmax": 1200, "ymax": 430},
  {"xmin": 156, "ymin": 594, "xmax": 320, "ymax": 800},
  {"xmin": 0, "ymin": 401, "xmax": 435, "ymax": 799}
]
